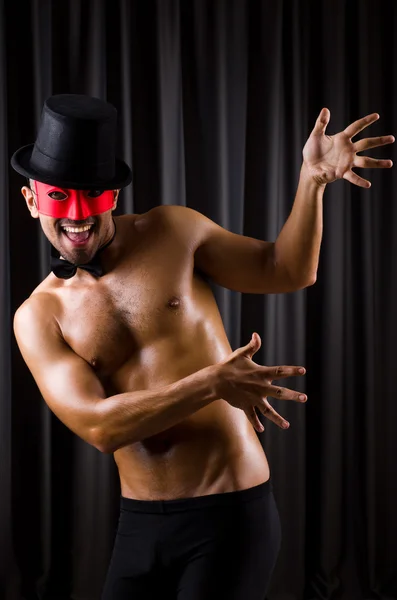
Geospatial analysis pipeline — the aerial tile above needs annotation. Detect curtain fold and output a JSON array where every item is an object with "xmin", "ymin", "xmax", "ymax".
[
  {"xmin": 1, "ymin": 1, "xmax": 396, "ymax": 599},
  {"xmin": 0, "ymin": 2, "xmax": 21, "ymax": 598}
]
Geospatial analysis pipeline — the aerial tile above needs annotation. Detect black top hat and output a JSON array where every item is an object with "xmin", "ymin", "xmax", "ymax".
[{"xmin": 11, "ymin": 94, "xmax": 132, "ymax": 190}]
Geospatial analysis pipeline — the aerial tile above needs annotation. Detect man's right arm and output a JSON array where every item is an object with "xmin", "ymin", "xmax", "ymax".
[{"xmin": 13, "ymin": 295, "xmax": 220, "ymax": 454}]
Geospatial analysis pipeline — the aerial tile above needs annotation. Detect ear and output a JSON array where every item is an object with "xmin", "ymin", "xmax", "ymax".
[
  {"xmin": 112, "ymin": 189, "xmax": 120, "ymax": 211},
  {"xmin": 21, "ymin": 186, "xmax": 39, "ymax": 219}
]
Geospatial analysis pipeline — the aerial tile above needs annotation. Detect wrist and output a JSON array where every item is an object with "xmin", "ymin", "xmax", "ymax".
[
  {"xmin": 300, "ymin": 161, "xmax": 328, "ymax": 189},
  {"xmin": 205, "ymin": 363, "xmax": 224, "ymax": 400}
]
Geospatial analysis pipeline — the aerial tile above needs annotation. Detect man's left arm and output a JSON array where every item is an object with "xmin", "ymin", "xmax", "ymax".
[
  {"xmin": 170, "ymin": 109, "xmax": 394, "ymax": 294},
  {"xmin": 187, "ymin": 169, "xmax": 323, "ymax": 294}
]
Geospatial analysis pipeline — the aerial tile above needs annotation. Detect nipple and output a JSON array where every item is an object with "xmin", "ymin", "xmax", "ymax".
[{"xmin": 167, "ymin": 296, "xmax": 181, "ymax": 309}]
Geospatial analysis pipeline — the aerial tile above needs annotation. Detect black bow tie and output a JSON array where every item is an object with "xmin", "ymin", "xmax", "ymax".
[{"xmin": 50, "ymin": 221, "xmax": 116, "ymax": 279}]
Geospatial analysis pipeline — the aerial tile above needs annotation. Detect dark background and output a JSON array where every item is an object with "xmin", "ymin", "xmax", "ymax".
[{"xmin": 1, "ymin": 1, "xmax": 396, "ymax": 599}]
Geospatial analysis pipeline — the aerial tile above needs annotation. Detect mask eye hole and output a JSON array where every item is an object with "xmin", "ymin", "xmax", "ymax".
[
  {"xmin": 86, "ymin": 190, "xmax": 104, "ymax": 198},
  {"xmin": 48, "ymin": 190, "xmax": 68, "ymax": 201}
]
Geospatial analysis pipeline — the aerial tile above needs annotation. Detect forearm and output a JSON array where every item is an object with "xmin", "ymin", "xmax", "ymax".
[
  {"xmin": 93, "ymin": 364, "xmax": 220, "ymax": 453},
  {"xmin": 274, "ymin": 162, "xmax": 325, "ymax": 287}
]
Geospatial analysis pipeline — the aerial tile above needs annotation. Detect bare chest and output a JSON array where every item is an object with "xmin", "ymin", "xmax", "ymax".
[{"xmin": 56, "ymin": 248, "xmax": 202, "ymax": 379}]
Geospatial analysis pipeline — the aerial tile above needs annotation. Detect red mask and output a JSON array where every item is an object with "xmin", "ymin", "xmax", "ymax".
[{"xmin": 33, "ymin": 181, "xmax": 115, "ymax": 219}]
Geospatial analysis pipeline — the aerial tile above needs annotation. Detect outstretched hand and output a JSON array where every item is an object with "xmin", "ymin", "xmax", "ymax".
[
  {"xmin": 215, "ymin": 333, "xmax": 307, "ymax": 433},
  {"xmin": 302, "ymin": 108, "xmax": 395, "ymax": 188}
]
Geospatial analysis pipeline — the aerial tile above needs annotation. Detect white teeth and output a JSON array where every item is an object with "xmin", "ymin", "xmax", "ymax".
[{"xmin": 62, "ymin": 225, "xmax": 93, "ymax": 233}]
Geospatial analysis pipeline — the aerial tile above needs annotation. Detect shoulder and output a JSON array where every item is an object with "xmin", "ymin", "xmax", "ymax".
[
  {"xmin": 141, "ymin": 205, "xmax": 210, "ymax": 239},
  {"xmin": 118, "ymin": 205, "xmax": 206, "ymax": 227},
  {"xmin": 148, "ymin": 205, "xmax": 203, "ymax": 223},
  {"xmin": 118, "ymin": 207, "xmax": 211, "ymax": 250},
  {"xmin": 14, "ymin": 291, "xmax": 61, "ymax": 344}
]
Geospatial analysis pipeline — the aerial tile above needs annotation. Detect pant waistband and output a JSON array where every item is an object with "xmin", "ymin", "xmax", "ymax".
[{"xmin": 120, "ymin": 478, "xmax": 273, "ymax": 514}]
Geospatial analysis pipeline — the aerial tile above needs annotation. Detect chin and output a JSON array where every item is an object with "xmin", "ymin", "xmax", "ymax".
[{"xmin": 62, "ymin": 247, "xmax": 95, "ymax": 264}]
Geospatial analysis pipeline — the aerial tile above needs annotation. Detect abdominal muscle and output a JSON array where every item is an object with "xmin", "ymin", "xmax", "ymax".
[
  {"xmin": 113, "ymin": 398, "xmax": 270, "ymax": 501},
  {"xmin": 106, "ymin": 277, "xmax": 271, "ymax": 500}
]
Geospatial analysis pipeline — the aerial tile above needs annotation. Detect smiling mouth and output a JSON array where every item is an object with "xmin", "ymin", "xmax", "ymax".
[
  {"xmin": 62, "ymin": 224, "xmax": 93, "ymax": 233},
  {"xmin": 60, "ymin": 222, "xmax": 95, "ymax": 244}
]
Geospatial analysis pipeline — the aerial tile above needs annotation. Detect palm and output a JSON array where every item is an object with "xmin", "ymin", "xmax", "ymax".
[
  {"xmin": 303, "ymin": 133, "xmax": 355, "ymax": 183},
  {"xmin": 302, "ymin": 108, "xmax": 394, "ymax": 188}
]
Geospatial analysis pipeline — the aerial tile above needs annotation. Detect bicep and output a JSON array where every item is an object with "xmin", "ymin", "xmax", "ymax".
[
  {"xmin": 14, "ymin": 300, "xmax": 105, "ymax": 447},
  {"xmin": 191, "ymin": 211, "xmax": 298, "ymax": 294},
  {"xmin": 194, "ymin": 223, "xmax": 275, "ymax": 293},
  {"xmin": 157, "ymin": 204, "xmax": 296, "ymax": 294}
]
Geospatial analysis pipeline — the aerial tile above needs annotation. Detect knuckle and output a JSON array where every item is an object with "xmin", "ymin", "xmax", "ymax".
[{"xmin": 276, "ymin": 366, "xmax": 283, "ymax": 376}]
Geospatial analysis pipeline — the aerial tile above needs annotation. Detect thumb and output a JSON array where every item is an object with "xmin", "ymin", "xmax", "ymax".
[
  {"xmin": 311, "ymin": 107, "xmax": 330, "ymax": 135},
  {"xmin": 240, "ymin": 332, "xmax": 262, "ymax": 360}
]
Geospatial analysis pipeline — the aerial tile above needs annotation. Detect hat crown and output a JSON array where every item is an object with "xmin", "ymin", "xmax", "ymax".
[
  {"xmin": 10, "ymin": 94, "xmax": 132, "ymax": 190},
  {"xmin": 33, "ymin": 95, "xmax": 117, "ymax": 177}
]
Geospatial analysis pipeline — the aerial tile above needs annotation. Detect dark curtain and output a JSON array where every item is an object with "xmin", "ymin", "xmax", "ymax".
[{"xmin": 1, "ymin": 1, "xmax": 396, "ymax": 599}]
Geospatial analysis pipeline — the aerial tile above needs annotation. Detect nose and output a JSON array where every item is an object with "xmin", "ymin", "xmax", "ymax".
[{"xmin": 66, "ymin": 195, "xmax": 91, "ymax": 220}]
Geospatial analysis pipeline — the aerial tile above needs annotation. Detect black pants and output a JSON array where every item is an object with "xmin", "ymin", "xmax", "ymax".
[{"xmin": 101, "ymin": 479, "xmax": 282, "ymax": 600}]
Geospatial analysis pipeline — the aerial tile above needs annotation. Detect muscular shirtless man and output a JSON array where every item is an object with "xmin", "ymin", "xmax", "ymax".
[{"xmin": 11, "ymin": 95, "xmax": 394, "ymax": 599}]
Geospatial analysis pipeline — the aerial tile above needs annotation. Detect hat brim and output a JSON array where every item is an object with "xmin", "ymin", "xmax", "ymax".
[{"xmin": 11, "ymin": 144, "xmax": 132, "ymax": 190}]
